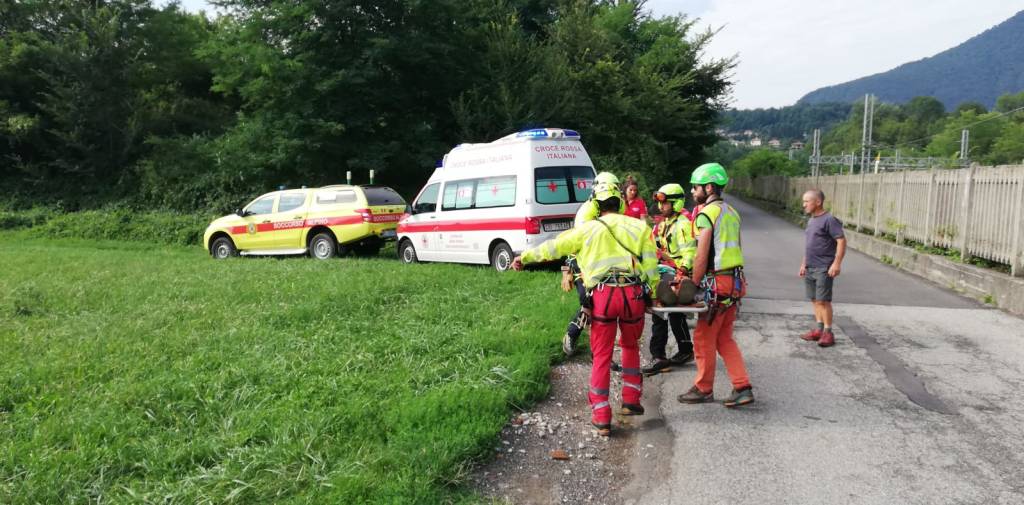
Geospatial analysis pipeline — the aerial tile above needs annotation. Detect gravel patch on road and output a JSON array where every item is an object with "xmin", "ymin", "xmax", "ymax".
[{"xmin": 469, "ymin": 351, "xmax": 662, "ymax": 505}]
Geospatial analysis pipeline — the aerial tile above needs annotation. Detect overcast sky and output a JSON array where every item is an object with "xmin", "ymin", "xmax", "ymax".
[{"xmin": 175, "ymin": 0, "xmax": 1021, "ymax": 110}]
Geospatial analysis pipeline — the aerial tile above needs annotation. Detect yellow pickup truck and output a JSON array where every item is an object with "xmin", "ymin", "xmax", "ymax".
[{"xmin": 203, "ymin": 185, "xmax": 406, "ymax": 259}]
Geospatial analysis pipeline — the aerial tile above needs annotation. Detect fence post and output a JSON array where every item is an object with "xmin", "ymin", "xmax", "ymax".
[
  {"xmin": 1011, "ymin": 170, "xmax": 1024, "ymax": 277},
  {"xmin": 856, "ymin": 166, "xmax": 866, "ymax": 231},
  {"xmin": 959, "ymin": 164, "xmax": 977, "ymax": 262},
  {"xmin": 873, "ymin": 172, "xmax": 884, "ymax": 236},
  {"xmin": 895, "ymin": 167, "xmax": 907, "ymax": 244},
  {"xmin": 924, "ymin": 168, "xmax": 936, "ymax": 247}
]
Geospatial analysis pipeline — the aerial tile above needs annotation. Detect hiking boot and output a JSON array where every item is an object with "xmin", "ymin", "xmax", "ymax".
[
  {"xmin": 818, "ymin": 330, "xmax": 835, "ymax": 347},
  {"xmin": 677, "ymin": 385, "xmax": 714, "ymax": 404},
  {"xmin": 669, "ymin": 350, "xmax": 694, "ymax": 365},
  {"xmin": 591, "ymin": 421, "xmax": 612, "ymax": 436},
  {"xmin": 642, "ymin": 358, "xmax": 673, "ymax": 376},
  {"xmin": 610, "ymin": 361, "xmax": 622, "ymax": 373},
  {"xmin": 562, "ymin": 332, "xmax": 578, "ymax": 356},
  {"xmin": 801, "ymin": 328, "xmax": 822, "ymax": 341},
  {"xmin": 620, "ymin": 403, "xmax": 645, "ymax": 416},
  {"xmin": 723, "ymin": 387, "xmax": 755, "ymax": 408}
]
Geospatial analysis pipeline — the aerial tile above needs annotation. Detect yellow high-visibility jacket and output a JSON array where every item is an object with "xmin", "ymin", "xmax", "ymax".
[
  {"xmin": 574, "ymin": 199, "xmax": 599, "ymax": 227},
  {"xmin": 523, "ymin": 213, "xmax": 659, "ymax": 291},
  {"xmin": 655, "ymin": 213, "xmax": 698, "ymax": 272},
  {"xmin": 693, "ymin": 200, "xmax": 744, "ymax": 272}
]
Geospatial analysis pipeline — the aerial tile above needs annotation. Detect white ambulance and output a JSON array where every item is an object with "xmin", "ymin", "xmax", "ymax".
[{"xmin": 397, "ymin": 128, "xmax": 596, "ymax": 271}]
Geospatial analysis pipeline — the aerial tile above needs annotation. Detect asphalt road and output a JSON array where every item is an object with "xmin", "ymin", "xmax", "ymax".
[{"xmin": 621, "ymin": 195, "xmax": 1024, "ymax": 505}]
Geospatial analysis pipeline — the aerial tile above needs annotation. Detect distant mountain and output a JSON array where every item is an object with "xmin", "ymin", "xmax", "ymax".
[{"xmin": 798, "ymin": 10, "xmax": 1024, "ymax": 109}]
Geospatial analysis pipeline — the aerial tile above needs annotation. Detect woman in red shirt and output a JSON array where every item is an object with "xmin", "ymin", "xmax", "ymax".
[{"xmin": 622, "ymin": 176, "xmax": 648, "ymax": 220}]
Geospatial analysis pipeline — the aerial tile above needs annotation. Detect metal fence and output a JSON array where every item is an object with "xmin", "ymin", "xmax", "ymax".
[{"xmin": 731, "ymin": 164, "xmax": 1024, "ymax": 277}]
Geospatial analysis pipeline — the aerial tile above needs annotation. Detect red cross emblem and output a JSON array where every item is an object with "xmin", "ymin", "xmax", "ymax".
[
  {"xmin": 576, "ymin": 179, "xmax": 589, "ymax": 189},
  {"xmin": 491, "ymin": 185, "xmax": 499, "ymax": 196},
  {"xmin": 547, "ymin": 181, "xmax": 558, "ymax": 192}
]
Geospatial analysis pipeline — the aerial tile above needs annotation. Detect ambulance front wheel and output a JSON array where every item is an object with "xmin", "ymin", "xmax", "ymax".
[
  {"xmin": 491, "ymin": 242, "xmax": 513, "ymax": 272},
  {"xmin": 399, "ymin": 239, "xmax": 418, "ymax": 264},
  {"xmin": 211, "ymin": 236, "xmax": 237, "ymax": 259}
]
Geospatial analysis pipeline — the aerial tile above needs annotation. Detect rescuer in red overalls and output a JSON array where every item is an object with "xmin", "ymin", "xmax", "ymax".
[{"xmin": 514, "ymin": 177, "xmax": 659, "ymax": 435}]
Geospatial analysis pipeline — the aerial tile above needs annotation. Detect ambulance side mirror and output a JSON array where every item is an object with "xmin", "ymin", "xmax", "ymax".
[{"xmin": 235, "ymin": 208, "xmax": 249, "ymax": 217}]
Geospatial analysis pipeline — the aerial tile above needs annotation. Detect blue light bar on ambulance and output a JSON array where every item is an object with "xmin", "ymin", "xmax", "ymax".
[{"xmin": 515, "ymin": 128, "xmax": 581, "ymax": 139}]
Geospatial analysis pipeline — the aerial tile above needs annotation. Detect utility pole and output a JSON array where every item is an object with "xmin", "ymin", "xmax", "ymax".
[
  {"xmin": 812, "ymin": 128, "xmax": 821, "ymax": 177},
  {"xmin": 959, "ymin": 129, "xmax": 970, "ymax": 163},
  {"xmin": 859, "ymin": 94, "xmax": 874, "ymax": 174}
]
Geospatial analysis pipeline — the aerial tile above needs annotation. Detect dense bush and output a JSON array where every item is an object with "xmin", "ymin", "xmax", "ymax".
[
  {"xmin": 26, "ymin": 209, "xmax": 212, "ymax": 247},
  {"xmin": 0, "ymin": 207, "xmax": 60, "ymax": 230}
]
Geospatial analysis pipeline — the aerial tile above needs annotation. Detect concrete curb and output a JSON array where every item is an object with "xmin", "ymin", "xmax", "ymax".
[
  {"xmin": 734, "ymin": 193, "xmax": 1024, "ymax": 316},
  {"xmin": 842, "ymin": 230, "xmax": 1024, "ymax": 316}
]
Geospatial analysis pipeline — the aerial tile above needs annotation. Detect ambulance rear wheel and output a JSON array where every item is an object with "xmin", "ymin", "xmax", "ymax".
[
  {"xmin": 491, "ymin": 242, "xmax": 513, "ymax": 272},
  {"xmin": 399, "ymin": 239, "xmax": 418, "ymax": 264},
  {"xmin": 310, "ymin": 232, "xmax": 338, "ymax": 260}
]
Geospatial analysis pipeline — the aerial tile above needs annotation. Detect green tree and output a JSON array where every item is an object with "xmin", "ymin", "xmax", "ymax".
[
  {"xmin": 0, "ymin": 1, "xmax": 229, "ymax": 208},
  {"xmin": 955, "ymin": 101, "xmax": 988, "ymax": 115},
  {"xmin": 926, "ymin": 110, "xmax": 1007, "ymax": 159},
  {"xmin": 732, "ymin": 148, "xmax": 803, "ymax": 177},
  {"xmin": 988, "ymin": 122, "xmax": 1024, "ymax": 165}
]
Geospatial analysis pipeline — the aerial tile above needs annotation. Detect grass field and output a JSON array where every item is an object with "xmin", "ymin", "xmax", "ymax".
[{"xmin": 0, "ymin": 233, "xmax": 577, "ymax": 503}]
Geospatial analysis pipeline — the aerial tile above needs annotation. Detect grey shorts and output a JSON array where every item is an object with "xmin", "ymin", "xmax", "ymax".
[{"xmin": 805, "ymin": 267, "xmax": 834, "ymax": 302}]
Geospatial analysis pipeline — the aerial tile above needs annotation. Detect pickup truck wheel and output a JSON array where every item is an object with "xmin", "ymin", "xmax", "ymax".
[
  {"xmin": 399, "ymin": 240, "xmax": 418, "ymax": 264},
  {"xmin": 310, "ymin": 232, "xmax": 337, "ymax": 260},
  {"xmin": 211, "ymin": 237, "xmax": 237, "ymax": 259},
  {"xmin": 491, "ymin": 242, "xmax": 513, "ymax": 272}
]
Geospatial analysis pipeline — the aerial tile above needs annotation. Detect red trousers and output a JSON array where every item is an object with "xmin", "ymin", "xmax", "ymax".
[
  {"xmin": 588, "ymin": 284, "xmax": 646, "ymax": 424},
  {"xmin": 693, "ymin": 304, "xmax": 751, "ymax": 393}
]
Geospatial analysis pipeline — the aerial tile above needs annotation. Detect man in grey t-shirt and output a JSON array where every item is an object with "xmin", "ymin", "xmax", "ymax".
[{"xmin": 798, "ymin": 189, "xmax": 846, "ymax": 347}]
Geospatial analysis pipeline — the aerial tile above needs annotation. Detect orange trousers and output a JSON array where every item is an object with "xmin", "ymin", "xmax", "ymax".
[{"xmin": 692, "ymin": 304, "xmax": 751, "ymax": 393}]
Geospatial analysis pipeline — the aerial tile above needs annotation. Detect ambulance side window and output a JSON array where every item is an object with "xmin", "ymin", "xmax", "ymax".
[
  {"xmin": 412, "ymin": 183, "xmax": 440, "ymax": 214},
  {"xmin": 474, "ymin": 176, "xmax": 516, "ymax": 208},
  {"xmin": 442, "ymin": 180, "xmax": 474, "ymax": 210}
]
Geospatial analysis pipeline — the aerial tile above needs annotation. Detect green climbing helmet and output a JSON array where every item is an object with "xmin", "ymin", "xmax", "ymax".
[
  {"xmin": 690, "ymin": 163, "xmax": 729, "ymax": 186},
  {"xmin": 654, "ymin": 183, "xmax": 687, "ymax": 213}
]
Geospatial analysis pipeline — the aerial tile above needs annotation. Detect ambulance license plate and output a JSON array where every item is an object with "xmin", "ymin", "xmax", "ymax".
[
  {"xmin": 381, "ymin": 230, "xmax": 397, "ymax": 239},
  {"xmin": 543, "ymin": 219, "xmax": 572, "ymax": 232}
]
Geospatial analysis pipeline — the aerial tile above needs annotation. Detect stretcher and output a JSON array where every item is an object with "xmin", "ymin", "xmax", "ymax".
[{"xmin": 651, "ymin": 303, "xmax": 709, "ymax": 319}]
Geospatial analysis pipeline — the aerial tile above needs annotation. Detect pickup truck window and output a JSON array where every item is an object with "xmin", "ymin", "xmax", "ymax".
[
  {"xmin": 278, "ymin": 193, "xmax": 307, "ymax": 213},
  {"xmin": 363, "ymin": 186, "xmax": 405, "ymax": 206},
  {"xmin": 316, "ymin": 190, "xmax": 357, "ymax": 205},
  {"xmin": 247, "ymin": 195, "xmax": 276, "ymax": 215}
]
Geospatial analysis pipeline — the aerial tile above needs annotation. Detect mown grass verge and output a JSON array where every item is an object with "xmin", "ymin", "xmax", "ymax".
[{"xmin": 0, "ymin": 235, "xmax": 577, "ymax": 503}]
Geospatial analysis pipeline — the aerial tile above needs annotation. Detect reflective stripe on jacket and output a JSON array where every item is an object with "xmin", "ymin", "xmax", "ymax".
[
  {"xmin": 695, "ymin": 201, "xmax": 744, "ymax": 271},
  {"xmin": 523, "ymin": 213, "xmax": 659, "ymax": 291}
]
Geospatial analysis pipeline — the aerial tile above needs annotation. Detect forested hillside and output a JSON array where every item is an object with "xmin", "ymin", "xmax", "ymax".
[
  {"xmin": 720, "ymin": 102, "xmax": 852, "ymax": 140},
  {"xmin": 798, "ymin": 10, "xmax": 1024, "ymax": 109},
  {"xmin": 0, "ymin": 0, "xmax": 733, "ymax": 211},
  {"xmin": 817, "ymin": 93, "xmax": 1024, "ymax": 166}
]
